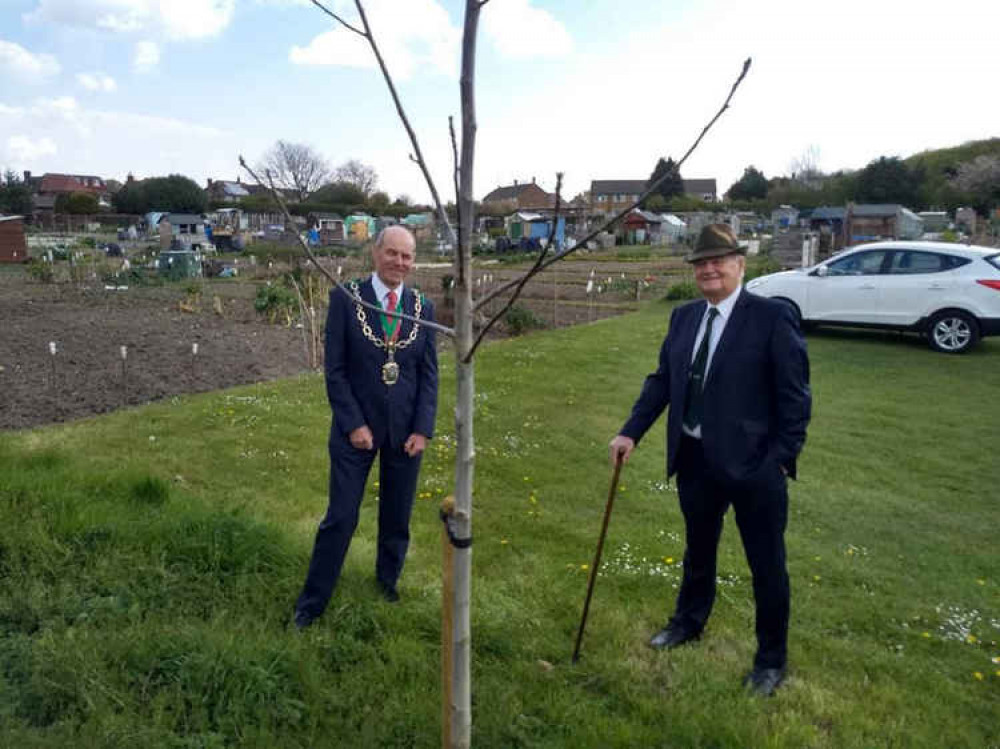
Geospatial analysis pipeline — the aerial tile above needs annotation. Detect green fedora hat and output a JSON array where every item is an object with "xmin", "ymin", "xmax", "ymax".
[{"xmin": 686, "ymin": 223, "xmax": 745, "ymax": 263}]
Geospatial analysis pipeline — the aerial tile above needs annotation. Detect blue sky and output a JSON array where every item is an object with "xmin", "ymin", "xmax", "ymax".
[{"xmin": 1, "ymin": 0, "xmax": 998, "ymax": 204}]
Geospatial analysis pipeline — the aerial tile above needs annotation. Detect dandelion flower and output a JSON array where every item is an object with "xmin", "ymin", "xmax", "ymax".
[
  {"xmin": 813, "ymin": 575, "xmax": 821, "ymax": 582},
  {"xmin": 500, "ymin": 539, "xmax": 509, "ymax": 545},
  {"xmin": 966, "ymin": 634, "xmax": 978, "ymax": 644},
  {"xmin": 976, "ymin": 579, "xmax": 986, "ymax": 585},
  {"xmin": 664, "ymin": 557, "xmax": 675, "ymax": 564},
  {"xmin": 973, "ymin": 671, "xmax": 984, "ymax": 680},
  {"xmin": 922, "ymin": 632, "xmax": 931, "ymax": 638},
  {"xmin": 581, "ymin": 564, "xmax": 589, "ymax": 571},
  {"xmin": 992, "ymin": 656, "xmax": 1000, "ymax": 664}
]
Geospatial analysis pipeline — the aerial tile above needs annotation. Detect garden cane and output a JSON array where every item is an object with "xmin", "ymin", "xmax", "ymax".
[{"xmin": 571, "ymin": 453, "xmax": 623, "ymax": 663}]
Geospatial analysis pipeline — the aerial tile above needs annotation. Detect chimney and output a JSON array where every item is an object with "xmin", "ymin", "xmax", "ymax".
[
  {"xmin": 514, "ymin": 179, "xmax": 518, "ymax": 186},
  {"xmin": 532, "ymin": 176, "xmax": 536, "ymax": 184},
  {"xmin": 237, "ymin": 176, "xmax": 241, "ymax": 184},
  {"xmin": 207, "ymin": 178, "xmax": 213, "ymax": 188},
  {"xmin": 126, "ymin": 172, "xmax": 134, "ymax": 184},
  {"xmin": 23, "ymin": 170, "xmax": 31, "ymax": 182}
]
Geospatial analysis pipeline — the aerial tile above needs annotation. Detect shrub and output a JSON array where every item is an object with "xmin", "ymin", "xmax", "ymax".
[
  {"xmin": 504, "ymin": 304, "xmax": 546, "ymax": 335},
  {"xmin": 664, "ymin": 279, "xmax": 698, "ymax": 301},
  {"xmin": 254, "ymin": 283, "xmax": 298, "ymax": 325},
  {"xmin": 26, "ymin": 259, "xmax": 54, "ymax": 283}
]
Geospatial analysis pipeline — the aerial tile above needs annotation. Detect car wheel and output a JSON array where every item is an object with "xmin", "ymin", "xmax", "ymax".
[{"xmin": 927, "ymin": 310, "xmax": 979, "ymax": 354}]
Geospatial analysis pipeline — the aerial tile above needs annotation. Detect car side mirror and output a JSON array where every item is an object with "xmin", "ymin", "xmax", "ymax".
[{"xmin": 814, "ymin": 265, "xmax": 829, "ymax": 278}]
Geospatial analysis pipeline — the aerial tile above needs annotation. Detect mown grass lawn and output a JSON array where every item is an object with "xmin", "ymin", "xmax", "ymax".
[{"xmin": 1, "ymin": 302, "xmax": 998, "ymax": 748}]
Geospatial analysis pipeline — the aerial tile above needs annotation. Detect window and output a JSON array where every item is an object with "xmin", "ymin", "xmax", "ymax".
[
  {"xmin": 888, "ymin": 251, "xmax": 970, "ymax": 274},
  {"xmin": 826, "ymin": 250, "xmax": 887, "ymax": 276}
]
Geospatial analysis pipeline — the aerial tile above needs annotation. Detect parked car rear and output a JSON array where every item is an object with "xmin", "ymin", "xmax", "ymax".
[{"xmin": 746, "ymin": 241, "xmax": 1000, "ymax": 353}]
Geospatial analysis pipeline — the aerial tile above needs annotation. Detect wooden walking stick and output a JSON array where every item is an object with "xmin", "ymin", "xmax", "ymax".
[{"xmin": 572, "ymin": 454, "xmax": 623, "ymax": 663}]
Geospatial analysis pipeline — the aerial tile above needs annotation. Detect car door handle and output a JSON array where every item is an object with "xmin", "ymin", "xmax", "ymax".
[
  {"xmin": 859, "ymin": 284, "xmax": 876, "ymax": 290},
  {"xmin": 927, "ymin": 283, "xmax": 945, "ymax": 290}
]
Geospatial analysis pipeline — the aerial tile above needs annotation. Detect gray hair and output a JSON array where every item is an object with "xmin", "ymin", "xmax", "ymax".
[{"xmin": 374, "ymin": 224, "xmax": 416, "ymax": 250}]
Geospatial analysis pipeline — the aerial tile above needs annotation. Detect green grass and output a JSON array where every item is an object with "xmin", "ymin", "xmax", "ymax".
[{"xmin": 1, "ymin": 306, "xmax": 998, "ymax": 748}]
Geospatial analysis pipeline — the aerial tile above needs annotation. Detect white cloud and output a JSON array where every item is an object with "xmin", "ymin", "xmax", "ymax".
[
  {"xmin": 133, "ymin": 40, "xmax": 160, "ymax": 72},
  {"xmin": 24, "ymin": 0, "xmax": 235, "ymax": 41},
  {"xmin": 290, "ymin": 0, "xmax": 460, "ymax": 80},
  {"xmin": 0, "ymin": 39, "xmax": 61, "ymax": 82},
  {"xmin": 0, "ymin": 95, "xmax": 231, "ymax": 179},
  {"xmin": 77, "ymin": 72, "xmax": 118, "ymax": 92},
  {"xmin": 483, "ymin": 0, "xmax": 572, "ymax": 59},
  {"xmin": 7, "ymin": 135, "xmax": 58, "ymax": 161}
]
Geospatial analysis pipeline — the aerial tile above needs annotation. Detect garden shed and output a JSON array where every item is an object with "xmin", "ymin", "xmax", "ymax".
[{"xmin": 0, "ymin": 215, "xmax": 27, "ymax": 263}]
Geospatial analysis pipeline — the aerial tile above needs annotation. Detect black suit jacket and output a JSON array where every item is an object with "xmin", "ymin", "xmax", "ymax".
[
  {"xmin": 621, "ymin": 289, "xmax": 811, "ymax": 484},
  {"xmin": 324, "ymin": 279, "xmax": 438, "ymax": 448}
]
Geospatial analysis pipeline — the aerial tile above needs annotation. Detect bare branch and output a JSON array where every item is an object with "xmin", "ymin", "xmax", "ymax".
[
  {"xmin": 464, "ymin": 173, "xmax": 563, "ymax": 361},
  {"xmin": 238, "ymin": 155, "xmax": 455, "ymax": 337},
  {"xmin": 326, "ymin": 0, "xmax": 458, "ymax": 246},
  {"xmin": 477, "ymin": 0, "xmax": 492, "ymax": 7},
  {"xmin": 449, "ymin": 115, "xmax": 464, "ymax": 282},
  {"xmin": 474, "ymin": 57, "xmax": 753, "ymax": 312},
  {"xmin": 308, "ymin": 0, "xmax": 366, "ymax": 37}
]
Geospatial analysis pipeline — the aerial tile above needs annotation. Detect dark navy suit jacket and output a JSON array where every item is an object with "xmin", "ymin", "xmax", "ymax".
[
  {"xmin": 324, "ymin": 278, "xmax": 438, "ymax": 448},
  {"xmin": 621, "ymin": 289, "xmax": 811, "ymax": 484}
]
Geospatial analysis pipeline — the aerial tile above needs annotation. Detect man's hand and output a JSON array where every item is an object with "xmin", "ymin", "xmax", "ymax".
[
  {"xmin": 608, "ymin": 435, "xmax": 635, "ymax": 465},
  {"xmin": 404, "ymin": 433, "xmax": 427, "ymax": 458},
  {"xmin": 349, "ymin": 425, "xmax": 374, "ymax": 450}
]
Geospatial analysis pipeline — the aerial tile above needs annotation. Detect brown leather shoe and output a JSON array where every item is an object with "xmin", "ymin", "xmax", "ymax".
[
  {"xmin": 742, "ymin": 667, "xmax": 786, "ymax": 696},
  {"xmin": 648, "ymin": 625, "xmax": 699, "ymax": 650}
]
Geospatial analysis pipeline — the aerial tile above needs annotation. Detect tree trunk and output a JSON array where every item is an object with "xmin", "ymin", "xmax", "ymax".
[{"xmin": 449, "ymin": 3, "xmax": 480, "ymax": 746}]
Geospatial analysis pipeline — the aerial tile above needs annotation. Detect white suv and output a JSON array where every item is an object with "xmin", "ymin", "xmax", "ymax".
[{"xmin": 746, "ymin": 241, "xmax": 1000, "ymax": 353}]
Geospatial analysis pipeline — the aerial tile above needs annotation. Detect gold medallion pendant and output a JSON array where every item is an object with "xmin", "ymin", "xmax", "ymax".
[
  {"xmin": 382, "ymin": 344, "xmax": 400, "ymax": 385},
  {"xmin": 349, "ymin": 281, "xmax": 422, "ymax": 389}
]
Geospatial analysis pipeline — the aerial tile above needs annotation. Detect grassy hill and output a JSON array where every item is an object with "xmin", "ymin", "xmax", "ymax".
[
  {"xmin": 1, "ymin": 305, "xmax": 998, "ymax": 747},
  {"xmin": 907, "ymin": 137, "xmax": 1000, "ymax": 210}
]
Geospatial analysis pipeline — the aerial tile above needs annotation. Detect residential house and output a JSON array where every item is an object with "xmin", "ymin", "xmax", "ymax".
[
  {"xmin": 481, "ymin": 179, "xmax": 554, "ymax": 213},
  {"xmin": 0, "ymin": 215, "xmax": 27, "ymax": 263},
  {"xmin": 590, "ymin": 178, "xmax": 718, "ymax": 215},
  {"xmin": 25, "ymin": 170, "xmax": 110, "ymax": 213},
  {"xmin": 205, "ymin": 178, "xmax": 250, "ymax": 204}
]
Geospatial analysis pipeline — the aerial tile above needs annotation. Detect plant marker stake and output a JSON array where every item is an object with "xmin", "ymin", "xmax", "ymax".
[
  {"xmin": 48, "ymin": 341, "xmax": 57, "ymax": 389},
  {"xmin": 191, "ymin": 342, "xmax": 198, "ymax": 380},
  {"xmin": 572, "ymin": 454, "xmax": 623, "ymax": 664},
  {"xmin": 120, "ymin": 345, "xmax": 128, "ymax": 403}
]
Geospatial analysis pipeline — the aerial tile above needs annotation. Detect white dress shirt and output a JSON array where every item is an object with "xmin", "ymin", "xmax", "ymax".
[
  {"xmin": 682, "ymin": 285, "xmax": 741, "ymax": 439},
  {"xmin": 371, "ymin": 273, "xmax": 404, "ymax": 311}
]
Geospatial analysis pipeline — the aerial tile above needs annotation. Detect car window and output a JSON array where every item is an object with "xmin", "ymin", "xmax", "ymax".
[
  {"xmin": 887, "ymin": 251, "xmax": 969, "ymax": 274},
  {"xmin": 985, "ymin": 254, "xmax": 1000, "ymax": 271},
  {"xmin": 826, "ymin": 250, "xmax": 887, "ymax": 276}
]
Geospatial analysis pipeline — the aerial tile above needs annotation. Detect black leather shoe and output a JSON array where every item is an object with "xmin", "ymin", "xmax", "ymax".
[
  {"xmin": 648, "ymin": 625, "xmax": 699, "ymax": 650},
  {"xmin": 742, "ymin": 667, "xmax": 786, "ymax": 696},
  {"xmin": 293, "ymin": 611, "xmax": 314, "ymax": 631},
  {"xmin": 379, "ymin": 584, "xmax": 400, "ymax": 603}
]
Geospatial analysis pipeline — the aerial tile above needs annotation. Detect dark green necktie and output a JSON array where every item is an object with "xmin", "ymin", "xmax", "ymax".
[{"xmin": 683, "ymin": 307, "xmax": 719, "ymax": 432}]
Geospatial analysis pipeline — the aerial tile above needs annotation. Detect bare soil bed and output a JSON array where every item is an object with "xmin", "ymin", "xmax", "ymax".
[
  {"xmin": 0, "ymin": 274, "xmax": 319, "ymax": 430},
  {"xmin": 1, "ymin": 254, "xmax": 687, "ymax": 430}
]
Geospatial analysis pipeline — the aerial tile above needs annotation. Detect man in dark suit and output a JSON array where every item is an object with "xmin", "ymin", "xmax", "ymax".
[
  {"xmin": 609, "ymin": 224, "xmax": 811, "ymax": 695},
  {"xmin": 294, "ymin": 225, "xmax": 438, "ymax": 629}
]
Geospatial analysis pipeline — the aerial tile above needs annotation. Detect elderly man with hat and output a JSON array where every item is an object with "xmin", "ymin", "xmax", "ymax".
[{"xmin": 609, "ymin": 224, "xmax": 811, "ymax": 696}]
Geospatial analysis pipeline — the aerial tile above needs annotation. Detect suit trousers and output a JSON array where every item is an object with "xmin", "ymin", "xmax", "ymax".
[
  {"xmin": 670, "ymin": 435, "xmax": 790, "ymax": 669},
  {"xmin": 296, "ymin": 433, "xmax": 422, "ymax": 619}
]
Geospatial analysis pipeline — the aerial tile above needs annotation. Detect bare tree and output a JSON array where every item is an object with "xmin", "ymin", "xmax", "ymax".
[
  {"xmin": 788, "ymin": 144, "xmax": 824, "ymax": 188},
  {"xmin": 333, "ymin": 158, "xmax": 379, "ymax": 197},
  {"xmin": 245, "ymin": 2, "xmax": 750, "ymax": 746},
  {"xmin": 257, "ymin": 140, "xmax": 331, "ymax": 201}
]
